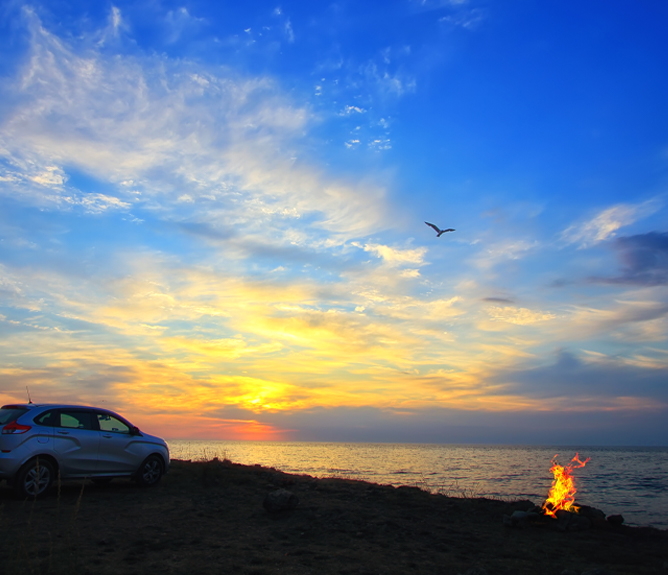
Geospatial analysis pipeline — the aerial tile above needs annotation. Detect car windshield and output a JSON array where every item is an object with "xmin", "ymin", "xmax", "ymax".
[{"xmin": 0, "ymin": 407, "xmax": 28, "ymax": 425}]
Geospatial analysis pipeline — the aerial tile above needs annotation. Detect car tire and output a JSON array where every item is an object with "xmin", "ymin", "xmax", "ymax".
[
  {"xmin": 15, "ymin": 457, "xmax": 55, "ymax": 499},
  {"xmin": 135, "ymin": 455, "xmax": 164, "ymax": 487}
]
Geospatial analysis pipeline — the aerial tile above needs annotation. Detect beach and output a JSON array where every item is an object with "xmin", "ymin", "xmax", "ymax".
[{"xmin": 1, "ymin": 458, "xmax": 666, "ymax": 575}]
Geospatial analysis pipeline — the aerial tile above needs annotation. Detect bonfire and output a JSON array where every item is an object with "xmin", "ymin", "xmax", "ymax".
[{"xmin": 542, "ymin": 452, "xmax": 590, "ymax": 518}]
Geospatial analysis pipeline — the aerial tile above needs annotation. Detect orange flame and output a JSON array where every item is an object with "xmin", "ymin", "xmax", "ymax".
[{"xmin": 542, "ymin": 452, "xmax": 590, "ymax": 518}]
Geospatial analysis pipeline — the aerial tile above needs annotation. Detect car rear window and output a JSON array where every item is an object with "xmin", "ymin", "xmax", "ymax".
[
  {"xmin": 0, "ymin": 407, "xmax": 28, "ymax": 425},
  {"xmin": 34, "ymin": 410, "xmax": 57, "ymax": 426}
]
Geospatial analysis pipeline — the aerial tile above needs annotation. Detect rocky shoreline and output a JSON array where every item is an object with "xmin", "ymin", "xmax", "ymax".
[{"xmin": 1, "ymin": 458, "xmax": 666, "ymax": 574}]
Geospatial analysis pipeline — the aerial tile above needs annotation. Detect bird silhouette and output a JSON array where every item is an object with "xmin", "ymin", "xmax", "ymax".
[{"xmin": 425, "ymin": 222, "xmax": 455, "ymax": 237}]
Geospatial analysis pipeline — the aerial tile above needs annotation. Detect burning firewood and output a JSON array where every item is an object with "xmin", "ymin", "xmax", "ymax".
[{"xmin": 542, "ymin": 453, "xmax": 590, "ymax": 518}]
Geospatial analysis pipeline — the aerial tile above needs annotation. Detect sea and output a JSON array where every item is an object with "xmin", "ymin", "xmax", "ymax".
[{"xmin": 167, "ymin": 440, "xmax": 668, "ymax": 529}]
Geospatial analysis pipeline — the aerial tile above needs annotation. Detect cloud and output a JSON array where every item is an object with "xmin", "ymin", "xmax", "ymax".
[
  {"xmin": 77, "ymin": 193, "xmax": 131, "ymax": 213},
  {"xmin": 164, "ymin": 7, "xmax": 206, "ymax": 44},
  {"xmin": 560, "ymin": 198, "xmax": 663, "ymax": 248},
  {"xmin": 340, "ymin": 105, "xmax": 366, "ymax": 115},
  {"xmin": 369, "ymin": 138, "xmax": 392, "ymax": 150},
  {"xmin": 547, "ymin": 292, "xmax": 668, "ymax": 342},
  {"xmin": 266, "ymin": 7, "xmax": 295, "ymax": 44},
  {"xmin": 0, "ymin": 10, "xmax": 390, "ymax": 239},
  {"xmin": 400, "ymin": 269, "xmax": 421, "ymax": 278},
  {"xmin": 494, "ymin": 349, "xmax": 668, "ymax": 405},
  {"xmin": 357, "ymin": 242, "xmax": 427, "ymax": 266},
  {"xmin": 591, "ymin": 232, "xmax": 668, "ymax": 286},
  {"xmin": 284, "ymin": 19, "xmax": 295, "ymax": 43},
  {"xmin": 97, "ymin": 6, "xmax": 126, "ymax": 46},
  {"xmin": 202, "ymin": 401, "xmax": 668, "ymax": 445},
  {"xmin": 473, "ymin": 239, "xmax": 538, "ymax": 270},
  {"xmin": 162, "ymin": 336, "xmax": 282, "ymax": 361},
  {"xmin": 409, "ymin": 0, "xmax": 470, "ymax": 13},
  {"xmin": 482, "ymin": 297, "xmax": 514, "ymax": 304},
  {"xmin": 362, "ymin": 61, "xmax": 416, "ymax": 98},
  {"xmin": 30, "ymin": 166, "xmax": 66, "ymax": 186},
  {"xmin": 439, "ymin": 8, "xmax": 486, "ymax": 29},
  {"xmin": 486, "ymin": 306, "xmax": 556, "ymax": 326},
  {"xmin": 110, "ymin": 6, "xmax": 122, "ymax": 31},
  {"xmin": 409, "ymin": 0, "xmax": 486, "ymax": 30}
]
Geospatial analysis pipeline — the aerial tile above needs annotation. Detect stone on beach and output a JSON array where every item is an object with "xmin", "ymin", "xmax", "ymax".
[
  {"xmin": 263, "ymin": 488, "xmax": 299, "ymax": 512},
  {"xmin": 606, "ymin": 514, "xmax": 624, "ymax": 525}
]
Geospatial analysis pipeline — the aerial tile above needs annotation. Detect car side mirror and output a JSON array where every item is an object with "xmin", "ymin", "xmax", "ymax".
[{"xmin": 130, "ymin": 426, "xmax": 142, "ymax": 436}]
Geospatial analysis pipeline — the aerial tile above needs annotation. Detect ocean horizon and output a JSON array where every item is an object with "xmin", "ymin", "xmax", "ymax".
[{"xmin": 167, "ymin": 440, "xmax": 668, "ymax": 529}]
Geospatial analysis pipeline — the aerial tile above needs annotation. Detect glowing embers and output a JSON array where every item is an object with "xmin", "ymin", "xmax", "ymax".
[{"xmin": 542, "ymin": 453, "xmax": 590, "ymax": 519}]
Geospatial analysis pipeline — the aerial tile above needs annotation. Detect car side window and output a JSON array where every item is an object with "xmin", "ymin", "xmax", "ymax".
[
  {"xmin": 34, "ymin": 410, "xmax": 56, "ymax": 426},
  {"xmin": 97, "ymin": 413, "xmax": 130, "ymax": 434},
  {"xmin": 58, "ymin": 410, "xmax": 94, "ymax": 430}
]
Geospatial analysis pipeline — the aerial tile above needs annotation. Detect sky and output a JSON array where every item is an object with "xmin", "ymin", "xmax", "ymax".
[{"xmin": 1, "ymin": 1, "xmax": 668, "ymax": 445}]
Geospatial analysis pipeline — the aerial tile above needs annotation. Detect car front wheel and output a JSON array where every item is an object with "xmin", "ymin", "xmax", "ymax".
[
  {"xmin": 15, "ymin": 457, "xmax": 55, "ymax": 499},
  {"xmin": 135, "ymin": 455, "xmax": 164, "ymax": 487}
]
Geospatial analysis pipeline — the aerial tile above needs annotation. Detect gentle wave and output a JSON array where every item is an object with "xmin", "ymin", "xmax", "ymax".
[{"xmin": 167, "ymin": 440, "xmax": 668, "ymax": 528}]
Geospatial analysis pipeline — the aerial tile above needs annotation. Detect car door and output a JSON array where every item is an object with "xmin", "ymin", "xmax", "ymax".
[
  {"xmin": 53, "ymin": 409, "xmax": 100, "ymax": 476},
  {"xmin": 32, "ymin": 408, "xmax": 56, "ymax": 447},
  {"xmin": 95, "ymin": 412, "xmax": 143, "ymax": 473}
]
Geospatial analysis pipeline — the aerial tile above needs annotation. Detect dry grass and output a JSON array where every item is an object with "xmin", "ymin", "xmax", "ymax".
[
  {"xmin": 2, "ymin": 474, "xmax": 86, "ymax": 575},
  {"xmin": 414, "ymin": 473, "xmax": 483, "ymax": 499}
]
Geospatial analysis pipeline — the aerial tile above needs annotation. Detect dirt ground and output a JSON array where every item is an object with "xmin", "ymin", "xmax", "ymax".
[{"xmin": 0, "ymin": 459, "xmax": 666, "ymax": 575}]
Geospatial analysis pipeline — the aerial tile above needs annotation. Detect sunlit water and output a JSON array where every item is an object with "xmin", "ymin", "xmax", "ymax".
[{"xmin": 168, "ymin": 440, "xmax": 668, "ymax": 529}]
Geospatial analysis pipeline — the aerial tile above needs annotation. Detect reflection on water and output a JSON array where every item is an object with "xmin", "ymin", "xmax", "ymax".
[{"xmin": 168, "ymin": 440, "xmax": 668, "ymax": 528}]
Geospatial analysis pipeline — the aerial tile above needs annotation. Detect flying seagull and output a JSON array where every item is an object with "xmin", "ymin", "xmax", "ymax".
[{"xmin": 425, "ymin": 222, "xmax": 455, "ymax": 237}]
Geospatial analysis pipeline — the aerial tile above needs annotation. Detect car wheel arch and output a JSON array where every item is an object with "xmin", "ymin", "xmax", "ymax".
[
  {"xmin": 15, "ymin": 453, "xmax": 60, "ymax": 484},
  {"xmin": 14, "ymin": 455, "xmax": 59, "ymax": 498},
  {"xmin": 142, "ymin": 451, "xmax": 167, "ymax": 469},
  {"xmin": 135, "ymin": 453, "xmax": 166, "ymax": 487}
]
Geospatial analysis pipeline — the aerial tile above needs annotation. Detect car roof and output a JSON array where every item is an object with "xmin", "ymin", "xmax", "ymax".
[{"xmin": 1, "ymin": 403, "xmax": 119, "ymax": 412}]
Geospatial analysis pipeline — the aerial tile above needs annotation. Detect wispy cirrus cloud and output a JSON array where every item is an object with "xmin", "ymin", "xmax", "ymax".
[
  {"xmin": 486, "ymin": 306, "xmax": 556, "ymax": 326},
  {"xmin": 439, "ymin": 8, "xmax": 486, "ymax": 29},
  {"xmin": 409, "ymin": 0, "xmax": 486, "ymax": 29},
  {"xmin": 0, "ymin": 8, "xmax": 389, "ymax": 240},
  {"xmin": 96, "ymin": 5, "xmax": 126, "ymax": 46},
  {"xmin": 361, "ymin": 60, "xmax": 416, "ymax": 98},
  {"xmin": 560, "ymin": 198, "xmax": 664, "ymax": 248},
  {"xmin": 77, "ymin": 193, "xmax": 131, "ymax": 213},
  {"xmin": 409, "ymin": 0, "xmax": 471, "ymax": 13},
  {"xmin": 355, "ymin": 242, "xmax": 427, "ymax": 266},
  {"xmin": 473, "ymin": 239, "xmax": 538, "ymax": 270},
  {"xmin": 164, "ymin": 7, "xmax": 206, "ymax": 44}
]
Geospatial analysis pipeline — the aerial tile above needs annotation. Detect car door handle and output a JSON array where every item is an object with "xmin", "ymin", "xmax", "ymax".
[
  {"xmin": 102, "ymin": 434, "xmax": 113, "ymax": 438},
  {"xmin": 57, "ymin": 430, "xmax": 70, "ymax": 435}
]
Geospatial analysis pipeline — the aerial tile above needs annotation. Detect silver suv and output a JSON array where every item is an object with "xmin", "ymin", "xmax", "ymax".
[{"xmin": 0, "ymin": 403, "xmax": 170, "ymax": 498}]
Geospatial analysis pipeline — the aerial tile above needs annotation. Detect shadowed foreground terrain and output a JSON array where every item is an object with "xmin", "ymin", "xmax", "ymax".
[{"xmin": 0, "ymin": 459, "xmax": 666, "ymax": 575}]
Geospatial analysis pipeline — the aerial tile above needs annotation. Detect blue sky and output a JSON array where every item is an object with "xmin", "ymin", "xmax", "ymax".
[{"xmin": 1, "ymin": 0, "xmax": 667, "ymax": 444}]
